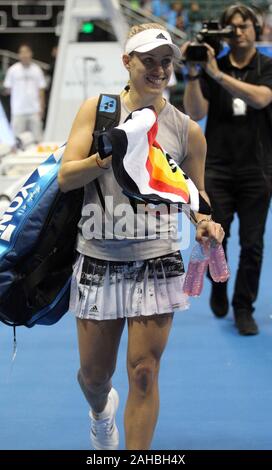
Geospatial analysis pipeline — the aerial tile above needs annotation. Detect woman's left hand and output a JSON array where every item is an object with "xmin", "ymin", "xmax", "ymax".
[{"xmin": 196, "ymin": 219, "xmax": 225, "ymax": 244}]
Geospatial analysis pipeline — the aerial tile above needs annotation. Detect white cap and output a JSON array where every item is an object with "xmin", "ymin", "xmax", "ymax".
[{"xmin": 125, "ymin": 29, "xmax": 181, "ymax": 61}]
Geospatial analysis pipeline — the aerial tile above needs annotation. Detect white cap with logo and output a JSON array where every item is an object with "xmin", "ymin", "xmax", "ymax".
[{"xmin": 125, "ymin": 29, "xmax": 181, "ymax": 61}]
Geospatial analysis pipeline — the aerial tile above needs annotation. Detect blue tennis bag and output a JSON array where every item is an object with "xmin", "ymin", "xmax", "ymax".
[
  {"xmin": 0, "ymin": 146, "xmax": 84, "ymax": 327},
  {"xmin": 0, "ymin": 94, "xmax": 120, "ymax": 327}
]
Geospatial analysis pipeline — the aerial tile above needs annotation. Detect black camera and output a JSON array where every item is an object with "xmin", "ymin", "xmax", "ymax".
[
  {"xmin": 185, "ymin": 21, "xmax": 234, "ymax": 62},
  {"xmin": 185, "ymin": 44, "xmax": 209, "ymax": 62}
]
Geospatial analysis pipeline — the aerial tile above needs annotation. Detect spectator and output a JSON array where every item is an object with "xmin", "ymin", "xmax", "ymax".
[
  {"xmin": 176, "ymin": 14, "xmax": 186, "ymax": 33},
  {"xmin": 3, "ymin": 44, "xmax": 46, "ymax": 143},
  {"xmin": 151, "ymin": 0, "xmax": 170, "ymax": 19},
  {"xmin": 187, "ymin": 1, "xmax": 203, "ymax": 36},
  {"xmin": 139, "ymin": 0, "xmax": 152, "ymax": 14},
  {"xmin": 167, "ymin": 2, "xmax": 188, "ymax": 30},
  {"xmin": 261, "ymin": 4, "xmax": 272, "ymax": 41},
  {"xmin": 182, "ymin": 4, "xmax": 272, "ymax": 335}
]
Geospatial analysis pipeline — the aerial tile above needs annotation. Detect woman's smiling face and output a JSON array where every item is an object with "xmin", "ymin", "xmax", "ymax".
[{"xmin": 126, "ymin": 45, "xmax": 174, "ymax": 95}]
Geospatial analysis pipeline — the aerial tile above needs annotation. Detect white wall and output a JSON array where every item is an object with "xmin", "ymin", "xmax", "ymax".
[{"xmin": 45, "ymin": 42, "xmax": 126, "ymax": 142}]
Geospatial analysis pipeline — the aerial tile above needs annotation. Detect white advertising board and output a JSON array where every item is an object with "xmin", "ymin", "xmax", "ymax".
[{"xmin": 45, "ymin": 42, "xmax": 126, "ymax": 141}]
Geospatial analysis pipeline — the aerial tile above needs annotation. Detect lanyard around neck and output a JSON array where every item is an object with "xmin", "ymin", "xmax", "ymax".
[{"xmin": 230, "ymin": 68, "xmax": 249, "ymax": 82}]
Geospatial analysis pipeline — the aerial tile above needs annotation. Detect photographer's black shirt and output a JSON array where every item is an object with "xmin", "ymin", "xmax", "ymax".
[{"xmin": 200, "ymin": 50, "xmax": 272, "ymax": 175}]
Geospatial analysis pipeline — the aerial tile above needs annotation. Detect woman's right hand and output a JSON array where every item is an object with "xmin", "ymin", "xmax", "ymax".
[{"xmin": 95, "ymin": 152, "xmax": 112, "ymax": 170}]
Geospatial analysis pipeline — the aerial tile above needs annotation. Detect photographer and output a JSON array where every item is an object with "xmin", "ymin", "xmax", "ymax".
[{"xmin": 182, "ymin": 4, "xmax": 272, "ymax": 335}]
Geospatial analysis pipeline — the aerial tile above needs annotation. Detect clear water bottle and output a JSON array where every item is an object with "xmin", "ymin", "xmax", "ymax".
[
  {"xmin": 209, "ymin": 241, "xmax": 230, "ymax": 282},
  {"xmin": 183, "ymin": 241, "xmax": 210, "ymax": 297}
]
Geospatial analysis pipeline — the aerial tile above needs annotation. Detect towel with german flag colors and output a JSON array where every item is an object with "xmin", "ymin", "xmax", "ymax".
[{"xmin": 97, "ymin": 106, "xmax": 211, "ymax": 215}]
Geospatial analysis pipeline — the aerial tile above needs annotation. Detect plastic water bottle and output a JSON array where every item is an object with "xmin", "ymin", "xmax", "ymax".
[
  {"xmin": 209, "ymin": 241, "xmax": 230, "ymax": 282},
  {"xmin": 183, "ymin": 242, "xmax": 210, "ymax": 297}
]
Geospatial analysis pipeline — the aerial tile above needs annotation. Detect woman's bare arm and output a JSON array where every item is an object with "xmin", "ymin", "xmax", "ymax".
[{"xmin": 58, "ymin": 96, "xmax": 112, "ymax": 192}]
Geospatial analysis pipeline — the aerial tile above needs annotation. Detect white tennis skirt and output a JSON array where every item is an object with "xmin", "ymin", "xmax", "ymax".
[{"xmin": 69, "ymin": 251, "xmax": 189, "ymax": 320}]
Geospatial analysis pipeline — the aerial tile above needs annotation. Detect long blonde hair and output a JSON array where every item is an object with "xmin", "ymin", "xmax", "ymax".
[
  {"xmin": 121, "ymin": 23, "xmax": 168, "ymax": 96},
  {"xmin": 126, "ymin": 22, "xmax": 167, "ymax": 41}
]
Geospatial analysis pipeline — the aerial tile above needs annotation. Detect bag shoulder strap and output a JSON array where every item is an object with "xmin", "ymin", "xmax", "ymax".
[
  {"xmin": 90, "ymin": 93, "xmax": 121, "ymax": 155},
  {"xmin": 90, "ymin": 94, "xmax": 121, "ymax": 211}
]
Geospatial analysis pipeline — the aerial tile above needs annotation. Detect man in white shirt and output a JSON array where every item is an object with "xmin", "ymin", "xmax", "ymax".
[{"xmin": 4, "ymin": 44, "xmax": 46, "ymax": 143}]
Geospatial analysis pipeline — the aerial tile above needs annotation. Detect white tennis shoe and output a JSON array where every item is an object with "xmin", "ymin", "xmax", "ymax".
[{"xmin": 89, "ymin": 388, "xmax": 119, "ymax": 450}]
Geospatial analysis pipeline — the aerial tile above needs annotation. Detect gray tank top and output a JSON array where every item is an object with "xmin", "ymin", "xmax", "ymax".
[{"xmin": 76, "ymin": 98, "xmax": 190, "ymax": 261}]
